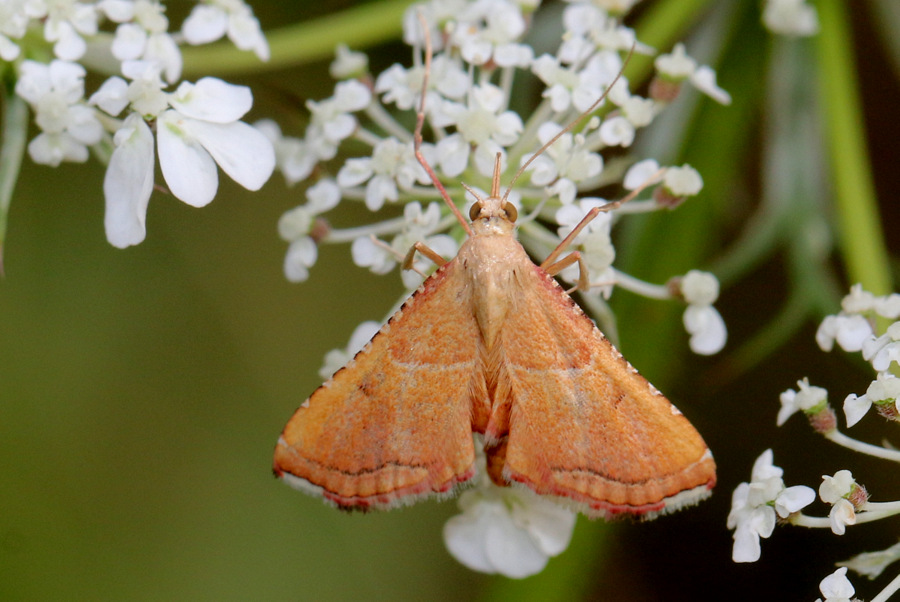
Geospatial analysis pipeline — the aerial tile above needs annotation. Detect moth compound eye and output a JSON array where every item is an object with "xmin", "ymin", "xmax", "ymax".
[
  {"xmin": 502, "ymin": 201, "xmax": 518, "ymax": 222},
  {"xmin": 469, "ymin": 202, "xmax": 482, "ymax": 222}
]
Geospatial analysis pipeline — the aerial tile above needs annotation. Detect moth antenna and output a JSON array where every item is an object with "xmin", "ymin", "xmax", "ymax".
[
  {"xmin": 413, "ymin": 12, "xmax": 473, "ymax": 236},
  {"xmin": 502, "ymin": 44, "xmax": 637, "ymax": 204},
  {"xmin": 490, "ymin": 153, "xmax": 501, "ymax": 198}
]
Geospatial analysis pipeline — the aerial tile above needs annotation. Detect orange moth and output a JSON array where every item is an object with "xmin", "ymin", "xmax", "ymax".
[{"xmin": 273, "ymin": 31, "xmax": 716, "ymax": 521}]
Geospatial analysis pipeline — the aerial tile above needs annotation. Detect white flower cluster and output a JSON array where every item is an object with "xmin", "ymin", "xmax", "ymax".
[
  {"xmin": 270, "ymin": 0, "xmax": 732, "ymax": 578},
  {"xmin": 5, "ymin": 0, "xmax": 274, "ymax": 247},
  {"xmin": 731, "ymin": 285, "xmax": 900, "ymax": 601}
]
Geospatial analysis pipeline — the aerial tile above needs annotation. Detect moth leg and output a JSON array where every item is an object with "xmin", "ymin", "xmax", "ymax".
[
  {"xmin": 543, "ymin": 251, "xmax": 590, "ymax": 294},
  {"xmin": 401, "ymin": 241, "xmax": 448, "ymax": 274}
]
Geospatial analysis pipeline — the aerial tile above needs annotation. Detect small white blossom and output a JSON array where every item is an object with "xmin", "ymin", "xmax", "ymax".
[
  {"xmin": 727, "ymin": 449, "xmax": 815, "ymax": 562},
  {"xmin": 443, "ymin": 444, "xmax": 576, "ymax": 578},
  {"xmin": 555, "ymin": 200, "xmax": 615, "ymax": 295},
  {"xmin": 376, "ymin": 55, "xmax": 469, "ymax": 117},
  {"xmin": 623, "ymin": 159, "xmax": 664, "ymax": 190},
  {"xmin": 663, "ymin": 165, "xmax": 704, "ymax": 197},
  {"xmin": 319, "ymin": 321, "xmax": 381, "ymax": 380},
  {"xmin": 862, "ymin": 321, "xmax": 900, "ymax": 372},
  {"xmin": 680, "ymin": 270, "xmax": 726, "ymax": 355},
  {"xmin": 777, "ymin": 377, "xmax": 828, "ymax": 426},
  {"xmin": 654, "ymin": 43, "xmax": 731, "ymax": 105},
  {"xmin": 815, "ymin": 567, "xmax": 855, "ymax": 602},
  {"xmin": 763, "ymin": 0, "xmax": 819, "ymax": 37},
  {"xmin": 182, "ymin": 0, "xmax": 269, "ymax": 61},
  {"xmin": 254, "ymin": 119, "xmax": 317, "ymax": 186},
  {"xmin": 337, "ymin": 137, "xmax": 429, "ymax": 211},
  {"xmin": 843, "ymin": 372, "xmax": 900, "ymax": 427},
  {"xmin": 816, "ymin": 314, "xmax": 873, "ymax": 353},
  {"xmin": 820, "ymin": 470, "xmax": 857, "ymax": 535},
  {"xmin": 15, "ymin": 60, "xmax": 103, "ymax": 166},
  {"xmin": 452, "ymin": 0, "xmax": 533, "ymax": 67},
  {"xmin": 440, "ymin": 83, "xmax": 523, "ymax": 177},
  {"xmin": 532, "ymin": 51, "xmax": 622, "ymax": 113},
  {"xmin": 278, "ymin": 180, "xmax": 340, "ymax": 282},
  {"xmin": 329, "ymin": 44, "xmax": 368, "ymax": 80},
  {"xmin": 525, "ymin": 122, "xmax": 602, "ymax": 204},
  {"xmin": 305, "ymin": 79, "xmax": 372, "ymax": 161}
]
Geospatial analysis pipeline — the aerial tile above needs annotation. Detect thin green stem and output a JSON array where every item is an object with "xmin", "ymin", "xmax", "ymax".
[
  {"xmin": 0, "ymin": 89, "xmax": 28, "ymax": 273},
  {"xmin": 815, "ymin": 0, "xmax": 892, "ymax": 295}
]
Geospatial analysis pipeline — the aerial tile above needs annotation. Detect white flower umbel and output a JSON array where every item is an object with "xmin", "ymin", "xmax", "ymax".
[
  {"xmin": 863, "ymin": 322, "xmax": 900, "ymax": 372},
  {"xmin": 443, "ymin": 445, "xmax": 576, "ymax": 578},
  {"xmin": 278, "ymin": 179, "xmax": 341, "ymax": 282},
  {"xmin": 819, "ymin": 470, "xmax": 858, "ymax": 535},
  {"xmin": 727, "ymin": 449, "xmax": 815, "ymax": 562},
  {"xmin": 653, "ymin": 43, "xmax": 731, "ymax": 105}
]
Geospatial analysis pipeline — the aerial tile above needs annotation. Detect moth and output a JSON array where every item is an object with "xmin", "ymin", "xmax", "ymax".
[{"xmin": 273, "ymin": 31, "xmax": 716, "ymax": 521}]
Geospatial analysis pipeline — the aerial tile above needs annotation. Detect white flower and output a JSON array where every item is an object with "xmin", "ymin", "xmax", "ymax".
[
  {"xmin": 525, "ymin": 122, "xmax": 602, "ymax": 204},
  {"xmin": 663, "ymin": 165, "xmax": 704, "ymax": 197},
  {"xmin": 452, "ymin": 0, "xmax": 533, "ymax": 67},
  {"xmin": 727, "ymin": 449, "xmax": 815, "ymax": 562},
  {"xmin": 862, "ymin": 321, "xmax": 900, "ymax": 372},
  {"xmin": 816, "ymin": 314, "xmax": 873, "ymax": 352},
  {"xmin": 278, "ymin": 180, "xmax": 341, "ymax": 282},
  {"xmin": 843, "ymin": 372, "xmax": 900, "ymax": 427},
  {"xmin": 680, "ymin": 270, "xmax": 726, "ymax": 355},
  {"xmin": 102, "ymin": 75, "xmax": 275, "ymax": 247},
  {"xmin": 763, "ymin": 0, "xmax": 819, "ymax": 37},
  {"xmin": 440, "ymin": 83, "xmax": 523, "ymax": 177},
  {"xmin": 598, "ymin": 115, "xmax": 634, "ymax": 147},
  {"xmin": 376, "ymin": 55, "xmax": 469, "ymax": 115},
  {"xmin": 554, "ymin": 199, "xmax": 615, "ymax": 294},
  {"xmin": 532, "ymin": 51, "xmax": 622, "ymax": 113},
  {"xmin": 42, "ymin": 0, "xmax": 99, "ymax": 61},
  {"xmin": 443, "ymin": 444, "xmax": 576, "ymax": 578},
  {"xmin": 15, "ymin": 60, "xmax": 103, "ymax": 166},
  {"xmin": 777, "ymin": 377, "xmax": 828, "ymax": 426},
  {"xmin": 305, "ymin": 79, "xmax": 372, "ymax": 161},
  {"xmin": 329, "ymin": 44, "xmax": 368, "ymax": 80},
  {"xmin": 182, "ymin": 0, "xmax": 269, "ymax": 61},
  {"xmin": 623, "ymin": 158, "xmax": 664, "ymax": 190},
  {"xmin": 319, "ymin": 321, "xmax": 382, "ymax": 380},
  {"xmin": 654, "ymin": 43, "xmax": 731, "ymax": 105},
  {"xmin": 336, "ymin": 137, "xmax": 429, "ymax": 211},
  {"xmin": 110, "ymin": 0, "xmax": 182, "ymax": 84},
  {"xmin": 0, "ymin": 0, "xmax": 46, "ymax": 61},
  {"xmin": 820, "ymin": 470, "xmax": 858, "ymax": 535},
  {"xmin": 815, "ymin": 567, "xmax": 855, "ymax": 602},
  {"xmin": 254, "ymin": 119, "xmax": 317, "ymax": 186}
]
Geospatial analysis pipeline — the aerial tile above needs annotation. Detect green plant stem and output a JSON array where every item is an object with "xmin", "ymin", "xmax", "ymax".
[
  {"xmin": 815, "ymin": 0, "xmax": 892, "ymax": 294},
  {"xmin": 0, "ymin": 89, "xmax": 28, "ymax": 274},
  {"xmin": 181, "ymin": 0, "xmax": 416, "ymax": 77}
]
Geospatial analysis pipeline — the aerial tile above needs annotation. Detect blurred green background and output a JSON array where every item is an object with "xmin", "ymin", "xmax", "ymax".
[{"xmin": 3, "ymin": 0, "xmax": 900, "ymax": 600}]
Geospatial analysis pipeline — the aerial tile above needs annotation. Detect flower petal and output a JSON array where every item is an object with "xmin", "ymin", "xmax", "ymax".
[
  {"xmin": 104, "ymin": 115, "xmax": 155, "ymax": 247},
  {"xmin": 184, "ymin": 118, "xmax": 275, "ymax": 191},
  {"xmin": 157, "ymin": 110, "xmax": 218, "ymax": 207}
]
